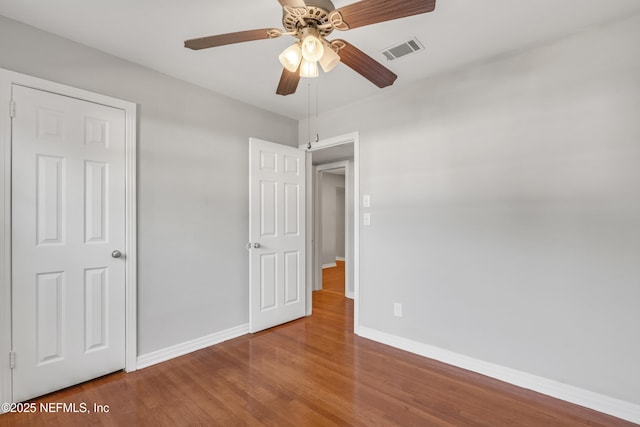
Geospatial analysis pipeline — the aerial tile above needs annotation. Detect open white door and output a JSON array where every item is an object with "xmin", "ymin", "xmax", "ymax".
[
  {"xmin": 249, "ymin": 138, "xmax": 305, "ymax": 333},
  {"xmin": 11, "ymin": 85, "xmax": 126, "ymax": 402}
]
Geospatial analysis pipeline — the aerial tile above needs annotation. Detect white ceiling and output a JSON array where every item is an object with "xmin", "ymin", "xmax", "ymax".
[{"xmin": 1, "ymin": 0, "xmax": 639, "ymax": 120}]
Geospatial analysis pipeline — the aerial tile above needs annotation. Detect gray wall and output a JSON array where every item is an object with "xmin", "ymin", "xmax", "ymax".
[
  {"xmin": 0, "ymin": 15, "xmax": 298, "ymax": 356},
  {"xmin": 300, "ymin": 15, "xmax": 640, "ymax": 405},
  {"xmin": 320, "ymin": 172, "xmax": 345, "ymax": 265}
]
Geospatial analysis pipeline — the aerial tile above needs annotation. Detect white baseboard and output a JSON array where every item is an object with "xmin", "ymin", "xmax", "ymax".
[
  {"xmin": 346, "ymin": 291, "xmax": 354, "ymax": 299},
  {"xmin": 335, "ymin": 257, "xmax": 345, "ymax": 262},
  {"xmin": 136, "ymin": 324, "xmax": 249, "ymax": 370},
  {"xmin": 322, "ymin": 262, "xmax": 337, "ymax": 269},
  {"xmin": 357, "ymin": 327, "xmax": 640, "ymax": 425}
]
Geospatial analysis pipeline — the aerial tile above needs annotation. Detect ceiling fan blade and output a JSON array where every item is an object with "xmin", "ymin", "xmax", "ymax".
[
  {"xmin": 184, "ymin": 29, "xmax": 278, "ymax": 50},
  {"xmin": 278, "ymin": 0, "xmax": 307, "ymax": 7},
  {"xmin": 332, "ymin": 0, "xmax": 435, "ymax": 30},
  {"xmin": 276, "ymin": 67, "xmax": 301, "ymax": 96},
  {"xmin": 336, "ymin": 40, "xmax": 397, "ymax": 88}
]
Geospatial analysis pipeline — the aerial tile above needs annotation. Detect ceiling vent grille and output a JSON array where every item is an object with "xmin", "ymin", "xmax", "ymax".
[{"xmin": 380, "ymin": 38, "xmax": 424, "ymax": 61}]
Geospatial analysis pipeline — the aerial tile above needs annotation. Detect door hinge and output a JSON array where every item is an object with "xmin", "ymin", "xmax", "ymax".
[
  {"xmin": 9, "ymin": 351, "xmax": 15, "ymax": 369},
  {"xmin": 9, "ymin": 99, "xmax": 15, "ymax": 118}
]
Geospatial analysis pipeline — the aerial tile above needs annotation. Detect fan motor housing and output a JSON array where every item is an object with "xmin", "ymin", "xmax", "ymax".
[{"xmin": 282, "ymin": 0, "xmax": 336, "ymax": 37}]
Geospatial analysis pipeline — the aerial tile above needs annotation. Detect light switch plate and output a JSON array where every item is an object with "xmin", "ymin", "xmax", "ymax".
[
  {"xmin": 363, "ymin": 194, "xmax": 371, "ymax": 208},
  {"xmin": 394, "ymin": 303, "xmax": 402, "ymax": 317}
]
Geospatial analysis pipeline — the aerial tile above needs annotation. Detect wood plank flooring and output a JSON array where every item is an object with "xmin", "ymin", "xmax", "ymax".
[
  {"xmin": 322, "ymin": 260, "xmax": 345, "ymax": 295},
  {"xmin": 1, "ymin": 291, "xmax": 635, "ymax": 426}
]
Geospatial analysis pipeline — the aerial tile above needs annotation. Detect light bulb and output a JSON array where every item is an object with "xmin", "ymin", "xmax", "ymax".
[
  {"xmin": 301, "ymin": 33, "xmax": 324, "ymax": 62},
  {"xmin": 279, "ymin": 43, "xmax": 302, "ymax": 72},
  {"xmin": 300, "ymin": 59, "xmax": 319, "ymax": 78},
  {"xmin": 319, "ymin": 45, "xmax": 340, "ymax": 73}
]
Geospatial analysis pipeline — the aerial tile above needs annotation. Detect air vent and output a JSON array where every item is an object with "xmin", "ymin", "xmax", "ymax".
[{"xmin": 380, "ymin": 38, "xmax": 424, "ymax": 61}]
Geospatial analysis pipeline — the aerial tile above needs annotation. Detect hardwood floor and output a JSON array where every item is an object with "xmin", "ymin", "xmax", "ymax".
[
  {"xmin": 1, "ymin": 291, "xmax": 635, "ymax": 426},
  {"xmin": 322, "ymin": 260, "xmax": 345, "ymax": 295}
]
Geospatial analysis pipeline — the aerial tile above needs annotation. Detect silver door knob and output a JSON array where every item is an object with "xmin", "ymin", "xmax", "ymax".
[
  {"xmin": 111, "ymin": 250, "xmax": 122, "ymax": 259},
  {"xmin": 253, "ymin": 243, "xmax": 261, "ymax": 249}
]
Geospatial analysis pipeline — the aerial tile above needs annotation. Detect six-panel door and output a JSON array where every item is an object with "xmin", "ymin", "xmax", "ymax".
[
  {"xmin": 249, "ymin": 138, "xmax": 306, "ymax": 333},
  {"xmin": 11, "ymin": 85, "xmax": 126, "ymax": 402}
]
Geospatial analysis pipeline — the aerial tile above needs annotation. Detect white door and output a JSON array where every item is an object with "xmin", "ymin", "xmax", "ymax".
[
  {"xmin": 249, "ymin": 138, "xmax": 306, "ymax": 333},
  {"xmin": 11, "ymin": 85, "xmax": 126, "ymax": 402}
]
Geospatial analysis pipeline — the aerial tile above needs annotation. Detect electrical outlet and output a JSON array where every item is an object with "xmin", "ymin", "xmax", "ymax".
[
  {"xmin": 363, "ymin": 213, "xmax": 371, "ymax": 226},
  {"xmin": 394, "ymin": 303, "xmax": 402, "ymax": 317}
]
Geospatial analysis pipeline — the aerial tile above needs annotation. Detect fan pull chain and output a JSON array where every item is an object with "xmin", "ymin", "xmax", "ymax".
[
  {"xmin": 307, "ymin": 79, "xmax": 312, "ymax": 149},
  {"xmin": 315, "ymin": 80, "xmax": 320, "ymax": 143}
]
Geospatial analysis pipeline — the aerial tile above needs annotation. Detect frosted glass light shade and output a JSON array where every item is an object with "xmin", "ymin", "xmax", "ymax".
[
  {"xmin": 300, "ymin": 59, "xmax": 319, "ymax": 78},
  {"xmin": 319, "ymin": 46, "xmax": 340, "ymax": 72},
  {"xmin": 279, "ymin": 43, "xmax": 302, "ymax": 72},
  {"xmin": 301, "ymin": 34, "xmax": 324, "ymax": 62}
]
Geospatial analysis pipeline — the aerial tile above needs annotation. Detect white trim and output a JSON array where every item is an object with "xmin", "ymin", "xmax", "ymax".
[
  {"xmin": 0, "ymin": 70, "xmax": 11, "ymax": 411},
  {"xmin": 335, "ymin": 257, "xmax": 345, "ymax": 262},
  {"xmin": 358, "ymin": 327, "xmax": 640, "ymax": 425},
  {"xmin": 312, "ymin": 166, "xmax": 321, "ymax": 293},
  {"xmin": 299, "ymin": 132, "xmax": 359, "ymax": 151},
  {"xmin": 0, "ymin": 68, "xmax": 137, "ymax": 406},
  {"xmin": 353, "ymin": 135, "xmax": 360, "ymax": 332},
  {"xmin": 124, "ymin": 100, "xmax": 138, "ymax": 373},
  {"xmin": 322, "ymin": 263, "xmax": 337, "ymax": 269},
  {"xmin": 136, "ymin": 324, "xmax": 249, "ymax": 370},
  {"xmin": 305, "ymin": 153, "xmax": 313, "ymax": 315}
]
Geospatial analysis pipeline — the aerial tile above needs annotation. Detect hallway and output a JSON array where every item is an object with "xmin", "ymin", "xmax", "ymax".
[{"xmin": 322, "ymin": 260, "xmax": 345, "ymax": 295}]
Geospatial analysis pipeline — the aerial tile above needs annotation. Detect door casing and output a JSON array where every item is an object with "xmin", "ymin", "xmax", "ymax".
[
  {"xmin": 302, "ymin": 132, "xmax": 360, "ymax": 333},
  {"xmin": 0, "ymin": 68, "xmax": 137, "ymax": 407}
]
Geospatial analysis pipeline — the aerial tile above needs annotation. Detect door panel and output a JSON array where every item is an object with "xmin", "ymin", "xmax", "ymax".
[
  {"xmin": 84, "ymin": 267, "xmax": 108, "ymax": 352},
  {"xmin": 35, "ymin": 272, "xmax": 64, "ymax": 364},
  {"xmin": 36, "ymin": 155, "xmax": 65, "ymax": 245},
  {"xmin": 11, "ymin": 85, "xmax": 126, "ymax": 402},
  {"xmin": 84, "ymin": 161, "xmax": 108, "ymax": 243},
  {"xmin": 284, "ymin": 251, "xmax": 300, "ymax": 304},
  {"xmin": 249, "ymin": 138, "xmax": 305, "ymax": 333},
  {"xmin": 284, "ymin": 183, "xmax": 300, "ymax": 235},
  {"xmin": 261, "ymin": 180, "xmax": 277, "ymax": 237}
]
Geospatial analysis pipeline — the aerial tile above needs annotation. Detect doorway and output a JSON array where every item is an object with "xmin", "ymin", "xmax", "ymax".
[
  {"xmin": 320, "ymin": 169, "xmax": 346, "ymax": 296},
  {"xmin": 315, "ymin": 163, "xmax": 350, "ymax": 298},
  {"xmin": 302, "ymin": 132, "xmax": 360, "ymax": 333}
]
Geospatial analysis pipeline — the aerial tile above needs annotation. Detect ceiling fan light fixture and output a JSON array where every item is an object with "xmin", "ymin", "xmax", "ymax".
[
  {"xmin": 319, "ymin": 45, "xmax": 340, "ymax": 72},
  {"xmin": 300, "ymin": 28, "xmax": 325, "ymax": 62},
  {"xmin": 279, "ymin": 43, "xmax": 302, "ymax": 72},
  {"xmin": 300, "ymin": 59, "xmax": 319, "ymax": 78},
  {"xmin": 185, "ymin": 0, "xmax": 438, "ymax": 96}
]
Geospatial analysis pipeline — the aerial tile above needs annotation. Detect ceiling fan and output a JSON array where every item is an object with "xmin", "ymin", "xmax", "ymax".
[{"xmin": 184, "ymin": 0, "xmax": 436, "ymax": 96}]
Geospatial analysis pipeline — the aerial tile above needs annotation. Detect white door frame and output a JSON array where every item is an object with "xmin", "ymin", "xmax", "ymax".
[
  {"xmin": 314, "ymin": 161, "xmax": 350, "ymax": 297},
  {"xmin": 302, "ymin": 132, "xmax": 360, "ymax": 333},
  {"xmin": 0, "ymin": 68, "xmax": 137, "ymax": 406}
]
